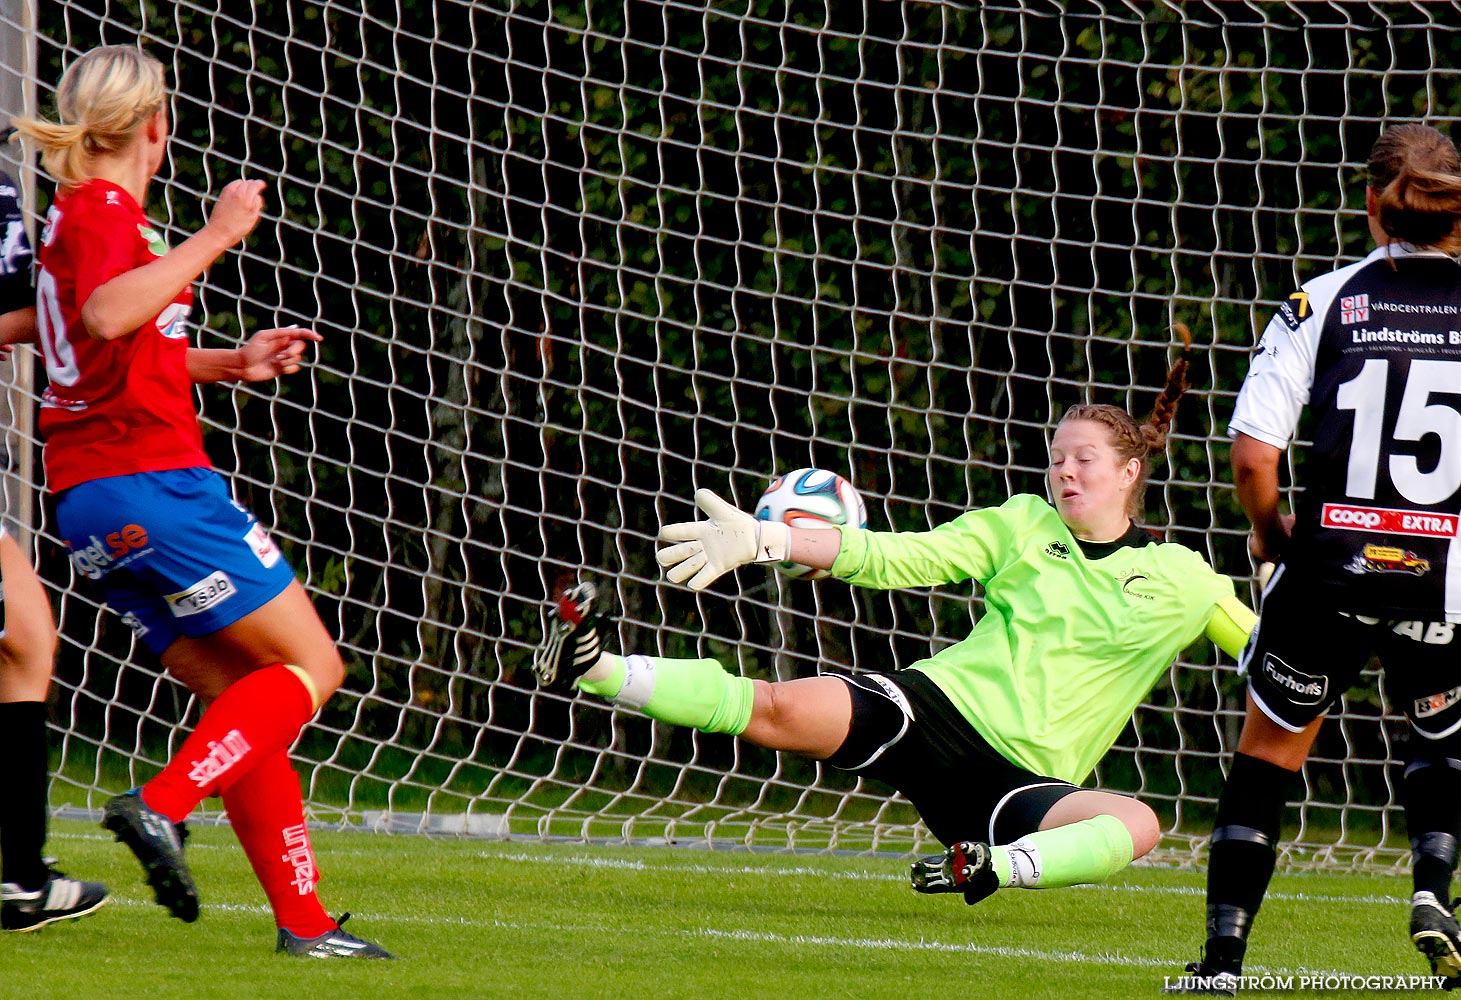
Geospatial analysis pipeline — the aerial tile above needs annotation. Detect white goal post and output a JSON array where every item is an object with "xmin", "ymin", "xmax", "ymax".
[{"xmin": 2, "ymin": 0, "xmax": 1449, "ymax": 868}]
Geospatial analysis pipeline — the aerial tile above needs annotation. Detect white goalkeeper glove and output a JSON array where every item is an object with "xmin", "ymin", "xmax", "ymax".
[{"xmin": 656, "ymin": 488, "xmax": 790, "ymax": 591}]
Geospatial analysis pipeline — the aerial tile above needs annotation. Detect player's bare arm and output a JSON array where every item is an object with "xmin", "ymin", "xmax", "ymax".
[
  {"xmin": 0, "ymin": 304, "xmax": 35, "ymax": 347},
  {"xmin": 1231, "ymin": 431, "xmax": 1292, "ymax": 562},
  {"xmin": 187, "ymin": 326, "xmax": 322, "ymax": 384},
  {"xmin": 80, "ymin": 179, "xmax": 265, "ymax": 342}
]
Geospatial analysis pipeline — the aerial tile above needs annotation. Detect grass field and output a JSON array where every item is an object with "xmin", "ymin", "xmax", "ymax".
[{"xmin": 0, "ymin": 818, "xmax": 1440, "ymax": 999}]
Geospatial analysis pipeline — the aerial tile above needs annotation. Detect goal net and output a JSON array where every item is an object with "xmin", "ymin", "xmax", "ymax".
[{"xmin": 1, "ymin": 0, "xmax": 1445, "ymax": 868}]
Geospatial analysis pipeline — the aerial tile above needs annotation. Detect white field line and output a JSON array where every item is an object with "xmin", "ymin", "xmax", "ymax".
[
  {"xmin": 470, "ymin": 850, "xmax": 1409, "ymax": 907},
  {"xmin": 101, "ymin": 896, "xmax": 1175, "ymax": 971},
  {"xmin": 100, "ymin": 897, "xmax": 1352, "ymax": 979},
  {"xmin": 59, "ymin": 829, "xmax": 1407, "ymax": 906}
]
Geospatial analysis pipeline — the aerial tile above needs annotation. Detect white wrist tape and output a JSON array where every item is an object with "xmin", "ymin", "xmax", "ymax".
[{"xmin": 752, "ymin": 519, "xmax": 790, "ymax": 564}]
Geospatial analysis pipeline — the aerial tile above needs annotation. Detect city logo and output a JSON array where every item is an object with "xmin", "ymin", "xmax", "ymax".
[
  {"xmin": 1340, "ymin": 292, "xmax": 1369, "ymax": 324},
  {"xmin": 1322, "ymin": 503, "xmax": 1457, "ymax": 539},
  {"xmin": 1044, "ymin": 541, "xmax": 1070, "ymax": 559}
]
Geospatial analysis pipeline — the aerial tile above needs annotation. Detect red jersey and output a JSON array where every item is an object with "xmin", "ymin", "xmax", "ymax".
[{"xmin": 35, "ymin": 179, "xmax": 209, "ymax": 492}]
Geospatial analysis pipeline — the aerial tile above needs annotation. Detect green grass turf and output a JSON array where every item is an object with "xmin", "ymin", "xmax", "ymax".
[{"xmin": 0, "ymin": 818, "xmax": 1441, "ymax": 999}]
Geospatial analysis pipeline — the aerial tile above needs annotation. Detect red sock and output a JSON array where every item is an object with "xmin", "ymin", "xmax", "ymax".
[
  {"xmin": 141, "ymin": 663, "xmax": 314, "ymax": 823},
  {"xmin": 222, "ymin": 749, "xmax": 335, "ymax": 937}
]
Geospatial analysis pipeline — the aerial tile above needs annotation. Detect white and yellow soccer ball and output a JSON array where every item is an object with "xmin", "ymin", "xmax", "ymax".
[{"xmin": 753, "ymin": 468, "xmax": 868, "ymax": 579}]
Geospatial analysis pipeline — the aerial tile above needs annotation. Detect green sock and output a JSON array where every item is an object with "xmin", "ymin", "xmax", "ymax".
[
  {"xmin": 991, "ymin": 813, "xmax": 1135, "ymax": 889},
  {"xmin": 577, "ymin": 653, "xmax": 755, "ymax": 736}
]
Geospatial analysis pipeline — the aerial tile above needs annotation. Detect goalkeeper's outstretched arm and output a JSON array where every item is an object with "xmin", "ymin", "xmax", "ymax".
[{"xmin": 656, "ymin": 488, "xmax": 842, "ymax": 591}]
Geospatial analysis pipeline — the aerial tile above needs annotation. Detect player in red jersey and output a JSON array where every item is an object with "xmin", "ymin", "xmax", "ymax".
[{"xmin": 11, "ymin": 45, "xmax": 390, "ymax": 957}]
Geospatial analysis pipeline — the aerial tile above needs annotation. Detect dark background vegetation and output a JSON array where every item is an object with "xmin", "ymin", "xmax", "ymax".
[{"xmin": 6, "ymin": 0, "xmax": 1455, "ymax": 855}]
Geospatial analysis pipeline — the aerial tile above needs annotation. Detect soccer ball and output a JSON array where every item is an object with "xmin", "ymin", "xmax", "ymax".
[{"xmin": 753, "ymin": 468, "xmax": 868, "ymax": 579}]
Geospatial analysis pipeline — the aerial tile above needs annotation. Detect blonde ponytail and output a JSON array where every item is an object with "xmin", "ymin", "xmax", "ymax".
[{"xmin": 9, "ymin": 45, "xmax": 165, "ymax": 188}]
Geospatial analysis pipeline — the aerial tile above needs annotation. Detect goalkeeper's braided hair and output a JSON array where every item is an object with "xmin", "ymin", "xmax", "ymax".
[{"xmin": 1059, "ymin": 323, "xmax": 1192, "ymax": 520}]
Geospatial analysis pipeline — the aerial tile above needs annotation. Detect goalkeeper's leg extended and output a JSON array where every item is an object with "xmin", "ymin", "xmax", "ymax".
[
  {"xmin": 909, "ymin": 812, "xmax": 1138, "ymax": 905},
  {"xmin": 533, "ymin": 580, "xmax": 824, "ymax": 741}
]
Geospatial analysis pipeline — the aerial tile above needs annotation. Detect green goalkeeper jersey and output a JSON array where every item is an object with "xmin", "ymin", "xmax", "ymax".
[{"xmin": 829, "ymin": 493, "xmax": 1243, "ymax": 784}]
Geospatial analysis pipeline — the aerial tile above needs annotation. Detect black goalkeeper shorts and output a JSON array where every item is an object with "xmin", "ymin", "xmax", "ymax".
[{"xmin": 825, "ymin": 668, "xmax": 1079, "ymax": 846}]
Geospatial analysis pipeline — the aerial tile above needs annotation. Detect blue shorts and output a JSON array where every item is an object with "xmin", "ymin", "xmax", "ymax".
[{"xmin": 55, "ymin": 468, "xmax": 296, "ymax": 654}]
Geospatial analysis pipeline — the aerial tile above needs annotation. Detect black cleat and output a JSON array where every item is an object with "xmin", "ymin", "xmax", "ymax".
[
  {"xmin": 532, "ymin": 581, "xmax": 603, "ymax": 690},
  {"xmin": 1413, "ymin": 891, "xmax": 1461, "ymax": 981},
  {"xmin": 277, "ymin": 912, "xmax": 395, "ymax": 959},
  {"xmin": 909, "ymin": 841, "xmax": 999, "ymax": 904},
  {"xmin": 102, "ymin": 789, "xmax": 199, "ymax": 923},
  {"xmin": 1162, "ymin": 960, "xmax": 1239, "ymax": 996},
  {"xmin": 1, "ymin": 868, "xmax": 109, "ymax": 932}
]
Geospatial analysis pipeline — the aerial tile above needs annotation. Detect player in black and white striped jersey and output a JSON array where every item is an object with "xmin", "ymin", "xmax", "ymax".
[
  {"xmin": 1169, "ymin": 124, "xmax": 1461, "ymax": 993},
  {"xmin": 0, "ymin": 170, "xmax": 108, "ymax": 931}
]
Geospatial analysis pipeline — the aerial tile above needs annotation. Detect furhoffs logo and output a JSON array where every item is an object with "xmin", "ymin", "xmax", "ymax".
[{"xmin": 1261, "ymin": 653, "xmax": 1328, "ymax": 706}]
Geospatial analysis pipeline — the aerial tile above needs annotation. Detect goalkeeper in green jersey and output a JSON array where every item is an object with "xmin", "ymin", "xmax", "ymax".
[{"xmin": 534, "ymin": 355, "xmax": 1256, "ymax": 904}]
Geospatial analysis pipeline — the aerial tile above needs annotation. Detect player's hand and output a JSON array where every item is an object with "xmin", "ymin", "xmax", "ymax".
[
  {"xmin": 205, "ymin": 179, "xmax": 266, "ymax": 246},
  {"xmin": 656, "ymin": 488, "xmax": 789, "ymax": 591},
  {"xmin": 236, "ymin": 325, "xmax": 322, "ymax": 382},
  {"xmin": 1247, "ymin": 513, "xmax": 1295, "ymax": 563}
]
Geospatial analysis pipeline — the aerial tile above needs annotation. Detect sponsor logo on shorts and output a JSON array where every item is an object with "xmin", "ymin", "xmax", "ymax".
[
  {"xmin": 1044, "ymin": 541, "xmax": 1070, "ymax": 559},
  {"xmin": 1321, "ymin": 503, "xmax": 1457, "ymax": 538},
  {"xmin": 186, "ymin": 729, "xmax": 251, "ymax": 788},
  {"xmin": 1344, "ymin": 544, "xmax": 1431, "ymax": 576},
  {"xmin": 1390, "ymin": 620, "xmax": 1456, "ymax": 646},
  {"xmin": 165, "ymin": 571, "xmax": 235, "ymax": 618},
  {"xmin": 246, "ymin": 524, "xmax": 281, "ymax": 568},
  {"xmin": 119, "ymin": 611, "xmax": 149, "ymax": 638},
  {"xmin": 865, "ymin": 674, "xmax": 914, "ymax": 719},
  {"xmin": 1261, "ymin": 653, "xmax": 1328, "ymax": 706},
  {"xmin": 1417, "ymin": 686, "xmax": 1461, "ymax": 719},
  {"xmin": 67, "ymin": 523, "xmax": 151, "ymax": 580}
]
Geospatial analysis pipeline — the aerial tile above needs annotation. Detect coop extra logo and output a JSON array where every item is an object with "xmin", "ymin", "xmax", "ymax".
[{"xmin": 1321, "ymin": 503, "xmax": 1457, "ymax": 538}]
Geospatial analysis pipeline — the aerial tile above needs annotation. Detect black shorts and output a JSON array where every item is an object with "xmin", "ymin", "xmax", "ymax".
[
  {"xmin": 826, "ymin": 669, "xmax": 1079, "ymax": 846},
  {"xmin": 1245, "ymin": 564, "xmax": 1461, "ymax": 738}
]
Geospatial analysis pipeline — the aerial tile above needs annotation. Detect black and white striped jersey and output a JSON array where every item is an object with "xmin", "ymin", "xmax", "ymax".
[
  {"xmin": 0, "ymin": 173, "xmax": 32, "ymax": 314},
  {"xmin": 1230, "ymin": 243, "xmax": 1461, "ymax": 623}
]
